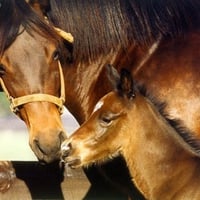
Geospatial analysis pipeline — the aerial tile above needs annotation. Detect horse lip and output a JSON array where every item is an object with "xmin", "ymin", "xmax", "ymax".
[{"xmin": 65, "ymin": 156, "xmax": 81, "ymax": 168}]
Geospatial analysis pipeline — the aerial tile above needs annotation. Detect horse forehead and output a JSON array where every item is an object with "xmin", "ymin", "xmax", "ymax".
[
  {"xmin": 6, "ymin": 29, "xmax": 55, "ymax": 59},
  {"xmin": 1, "ymin": 32, "xmax": 56, "ymax": 72},
  {"xmin": 93, "ymin": 92, "xmax": 123, "ymax": 113}
]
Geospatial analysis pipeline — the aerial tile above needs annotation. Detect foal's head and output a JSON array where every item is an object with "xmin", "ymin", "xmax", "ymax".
[{"xmin": 61, "ymin": 65, "xmax": 144, "ymax": 167}]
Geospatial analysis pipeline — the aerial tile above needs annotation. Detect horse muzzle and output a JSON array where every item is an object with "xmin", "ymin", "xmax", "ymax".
[
  {"xmin": 61, "ymin": 140, "xmax": 81, "ymax": 168},
  {"xmin": 30, "ymin": 128, "xmax": 67, "ymax": 163}
]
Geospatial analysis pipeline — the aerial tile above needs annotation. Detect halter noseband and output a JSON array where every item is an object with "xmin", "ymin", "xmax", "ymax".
[{"xmin": 0, "ymin": 61, "xmax": 65, "ymax": 115}]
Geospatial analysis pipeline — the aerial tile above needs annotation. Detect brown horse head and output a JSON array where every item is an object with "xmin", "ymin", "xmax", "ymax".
[
  {"xmin": 62, "ymin": 64, "xmax": 199, "ymax": 168},
  {"xmin": 62, "ymin": 65, "xmax": 200, "ymax": 199},
  {"xmin": 0, "ymin": 0, "xmax": 71, "ymax": 163},
  {"xmin": 61, "ymin": 65, "xmax": 138, "ymax": 167}
]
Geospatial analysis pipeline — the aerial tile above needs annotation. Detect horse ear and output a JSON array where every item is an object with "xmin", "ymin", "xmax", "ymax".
[
  {"xmin": 118, "ymin": 68, "xmax": 135, "ymax": 99},
  {"xmin": 106, "ymin": 64, "xmax": 120, "ymax": 89},
  {"xmin": 106, "ymin": 65, "xmax": 136, "ymax": 99},
  {"xmin": 28, "ymin": 0, "xmax": 74, "ymax": 43},
  {"xmin": 28, "ymin": 0, "xmax": 50, "ymax": 16}
]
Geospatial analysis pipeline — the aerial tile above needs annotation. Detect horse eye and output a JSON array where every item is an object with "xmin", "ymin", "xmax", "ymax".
[
  {"xmin": 53, "ymin": 50, "xmax": 60, "ymax": 61},
  {"xmin": 100, "ymin": 112, "xmax": 122, "ymax": 127},
  {"xmin": 102, "ymin": 117, "xmax": 112, "ymax": 124},
  {"xmin": 0, "ymin": 64, "xmax": 5, "ymax": 75},
  {"xmin": 100, "ymin": 115, "xmax": 113, "ymax": 127}
]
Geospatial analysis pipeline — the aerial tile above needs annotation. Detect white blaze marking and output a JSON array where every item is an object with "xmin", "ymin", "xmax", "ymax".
[{"xmin": 93, "ymin": 100, "xmax": 104, "ymax": 113}]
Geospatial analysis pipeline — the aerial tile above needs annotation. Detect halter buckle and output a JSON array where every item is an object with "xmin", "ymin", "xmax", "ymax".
[{"xmin": 9, "ymin": 96, "xmax": 19, "ymax": 114}]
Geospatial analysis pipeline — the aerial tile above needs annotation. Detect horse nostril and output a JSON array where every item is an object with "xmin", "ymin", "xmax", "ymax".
[
  {"xmin": 62, "ymin": 144, "xmax": 71, "ymax": 156},
  {"xmin": 34, "ymin": 139, "xmax": 46, "ymax": 155}
]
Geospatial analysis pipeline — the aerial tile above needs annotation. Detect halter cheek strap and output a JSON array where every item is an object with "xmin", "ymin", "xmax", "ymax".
[{"xmin": 0, "ymin": 61, "xmax": 65, "ymax": 115}]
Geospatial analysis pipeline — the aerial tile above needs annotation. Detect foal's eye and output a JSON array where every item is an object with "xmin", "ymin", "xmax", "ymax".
[
  {"xmin": 100, "ymin": 116, "xmax": 113, "ymax": 127},
  {"xmin": 100, "ymin": 113, "xmax": 117, "ymax": 127},
  {"xmin": 100, "ymin": 112, "xmax": 122, "ymax": 127},
  {"xmin": 101, "ymin": 117, "xmax": 112, "ymax": 124},
  {"xmin": 53, "ymin": 50, "xmax": 60, "ymax": 61}
]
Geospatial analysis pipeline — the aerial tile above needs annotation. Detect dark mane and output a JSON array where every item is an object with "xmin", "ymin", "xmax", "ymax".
[
  {"xmin": 135, "ymin": 81, "xmax": 200, "ymax": 156},
  {"xmin": 0, "ymin": 0, "xmax": 60, "ymax": 57},
  {"xmin": 47, "ymin": 0, "xmax": 200, "ymax": 62}
]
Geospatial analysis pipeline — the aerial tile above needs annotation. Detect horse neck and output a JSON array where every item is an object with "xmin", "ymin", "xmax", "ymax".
[
  {"xmin": 122, "ymin": 96, "xmax": 200, "ymax": 199},
  {"xmin": 63, "ymin": 49, "xmax": 120, "ymax": 124},
  {"xmin": 63, "ymin": 41, "xmax": 155, "ymax": 125}
]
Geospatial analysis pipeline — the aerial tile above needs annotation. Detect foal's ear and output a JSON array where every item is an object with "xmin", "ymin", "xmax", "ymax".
[
  {"xmin": 106, "ymin": 64, "xmax": 120, "ymax": 89},
  {"xmin": 106, "ymin": 65, "xmax": 136, "ymax": 99},
  {"xmin": 118, "ymin": 68, "xmax": 135, "ymax": 99}
]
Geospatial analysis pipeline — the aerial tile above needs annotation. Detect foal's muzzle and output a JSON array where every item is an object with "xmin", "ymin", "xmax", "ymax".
[{"xmin": 61, "ymin": 140, "xmax": 81, "ymax": 168}]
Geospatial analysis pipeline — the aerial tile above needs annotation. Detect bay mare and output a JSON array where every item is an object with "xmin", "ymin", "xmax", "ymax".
[
  {"xmin": 0, "ymin": 0, "xmax": 73, "ymax": 163},
  {"xmin": 61, "ymin": 66, "xmax": 200, "ymax": 200},
  {"xmin": 30, "ymin": 0, "xmax": 199, "ymax": 198},
  {"xmin": 0, "ymin": 0, "xmax": 76, "ymax": 196}
]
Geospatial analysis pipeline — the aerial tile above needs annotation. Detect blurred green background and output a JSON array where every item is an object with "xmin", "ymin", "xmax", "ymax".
[{"xmin": 0, "ymin": 92, "xmax": 10, "ymax": 117}]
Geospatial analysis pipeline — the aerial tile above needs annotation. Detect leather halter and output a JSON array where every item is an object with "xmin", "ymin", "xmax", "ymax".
[{"xmin": 0, "ymin": 61, "xmax": 65, "ymax": 115}]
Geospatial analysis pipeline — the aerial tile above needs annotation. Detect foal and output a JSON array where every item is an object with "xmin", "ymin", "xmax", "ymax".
[{"xmin": 61, "ymin": 66, "xmax": 200, "ymax": 200}]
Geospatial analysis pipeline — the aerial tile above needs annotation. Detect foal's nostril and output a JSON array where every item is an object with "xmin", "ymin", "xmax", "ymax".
[
  {"xmin": 62, "ymin": 145, "xmax": 70, "ymax": 155},
  {"xmin": 61, "ymin": 142, "xmax": 72, "ymax": 157}
]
